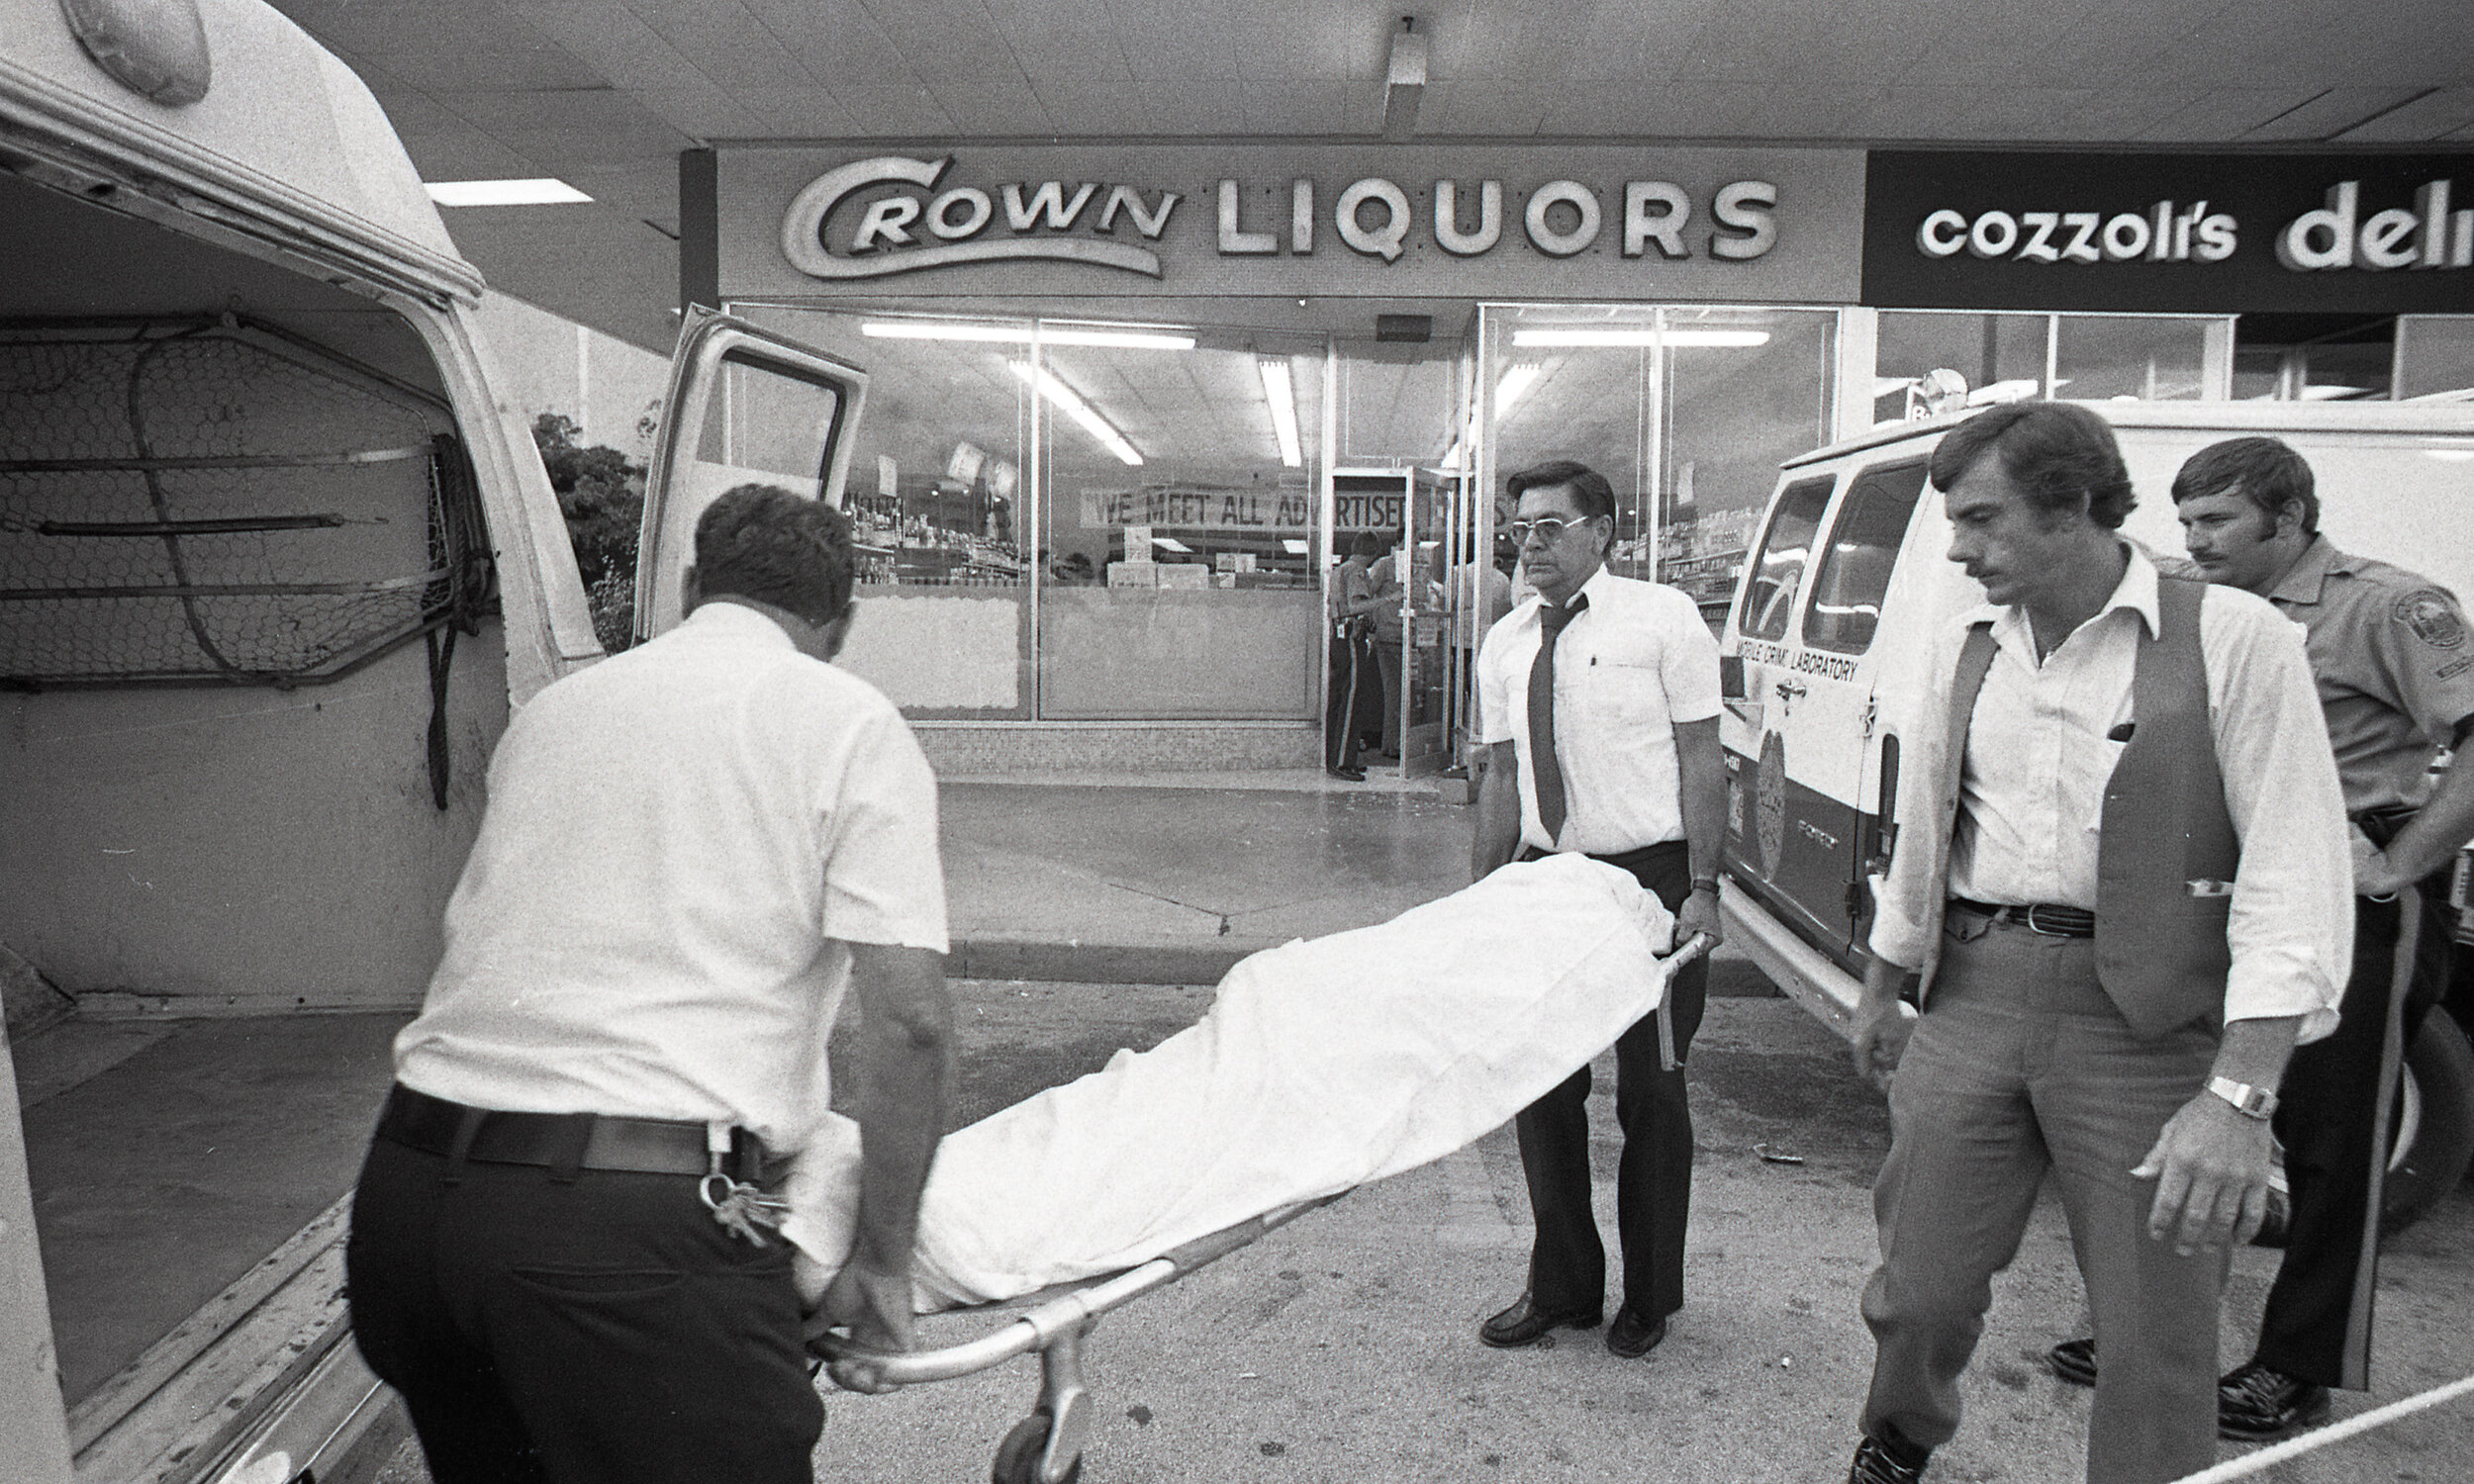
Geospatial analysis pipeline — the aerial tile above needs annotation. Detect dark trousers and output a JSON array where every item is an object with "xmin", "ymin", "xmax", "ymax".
[
  {"xmin": 346, "ymin": 1134, "xmax": 823, "ymax": 1484},
  {"xmin": 1324, "ymin": 628, "xmax": 1377, "ymax": 769},
  {"xmin": 1512, "ymin": 840, "xmax": 1709, "ymax": 1323},
  {"xmin": 2252, "ymin": 880, "xmax": 2450, "ymax": 1389}
]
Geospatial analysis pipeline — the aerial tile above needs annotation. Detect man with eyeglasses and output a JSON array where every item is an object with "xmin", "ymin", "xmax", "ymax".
[{"xmin": 1469, "ymin": 459, "xmax": 1727, "ymax": 1362}]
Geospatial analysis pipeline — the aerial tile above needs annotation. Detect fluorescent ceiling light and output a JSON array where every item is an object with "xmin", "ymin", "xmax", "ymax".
[
  {"xmin": 425, "ymin": 178, "xmax": 592, "ymax": 206},
  {"xmin": 1495, "ymin": 363, "xmax": 1544, "ymax": 414},
  {"xmin": 2299, "ymin": 384, "xmax": 2370, "ymax": 401},
  {"xmin": 1512, "ymin": 328, "xmax": 1769, "ymax": 348},
  {"xmin": 864, "ymin": 322, "xmax": 1194, "ymax": 350},
  {"xmin": 1008, "ymin": 361, "xmax": 1143, "ymax": 466},
  {"xmin": 1150, "ymin": 535, "xmax": 1193, "ymax": 553},
  {"xmin": 1283, "ymin": 538, "xmax": 1310, "ymax": 555},
  {"xmin": 1259, "ymin": 358, "xmax": 1303, "ymax": 468}
]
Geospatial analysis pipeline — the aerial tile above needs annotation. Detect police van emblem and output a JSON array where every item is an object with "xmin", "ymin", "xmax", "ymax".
[{"xmin": 2396, "ymin": 590, "xmax": 2465, "ymax": 650}]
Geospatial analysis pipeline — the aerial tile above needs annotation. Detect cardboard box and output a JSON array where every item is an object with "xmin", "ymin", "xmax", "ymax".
[{"xmin": 1106, "ymin": 561, "xmax": 1157, "ymax": 588}]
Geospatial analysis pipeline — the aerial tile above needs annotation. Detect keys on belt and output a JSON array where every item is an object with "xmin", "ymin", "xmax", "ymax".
[
  {"xmin": 377, "ymin": 1084, "xmax": 789, "ymax": 1246},
  {"xmin": 1950, "ymin": 897, "xmax": 2096, "ymax": 937}
]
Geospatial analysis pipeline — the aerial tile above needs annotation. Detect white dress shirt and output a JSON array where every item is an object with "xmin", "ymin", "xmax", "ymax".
[
  {"xmin": 1869, "ymin": 546, "xmax": 2350, "ymax": 1038},
  {"xmin": 1476, "ymin": 567, "xmax": 1722, "ymax": 856},
  {"xmin": 393, "ymin": 602, "xmax": 949, "ymax": 1152}
]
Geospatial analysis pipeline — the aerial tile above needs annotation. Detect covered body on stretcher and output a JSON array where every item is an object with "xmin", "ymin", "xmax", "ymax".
[{"xmin": 785, "ymin": 852, "xmax": 1685, "ymax": 1312}]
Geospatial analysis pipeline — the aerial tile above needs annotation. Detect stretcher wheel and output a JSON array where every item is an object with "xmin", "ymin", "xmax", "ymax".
[{"xmin": 993, "ymin": 1413, "xmax": 1082, "ymax": 1484}]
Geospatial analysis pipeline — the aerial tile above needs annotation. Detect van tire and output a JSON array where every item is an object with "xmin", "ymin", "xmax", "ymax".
[{"xmin": 2383, "ymin": 1013, "xmax": 2474, "ymax": 1238}]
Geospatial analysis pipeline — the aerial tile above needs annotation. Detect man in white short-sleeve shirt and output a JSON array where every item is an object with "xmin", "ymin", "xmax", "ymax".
[
  {"xmin": 349, "ymin": 485, "xmax": 954, "ymax": 1484},
  {"xmin": 1469, "ymin": 459, "xmax": 1727, "ymax": 1363}
]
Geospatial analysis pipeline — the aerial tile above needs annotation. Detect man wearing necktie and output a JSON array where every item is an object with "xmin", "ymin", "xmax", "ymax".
[{"xmin": 1469, "ymin": 459, "xmax": 1728, "ymax": 1361}]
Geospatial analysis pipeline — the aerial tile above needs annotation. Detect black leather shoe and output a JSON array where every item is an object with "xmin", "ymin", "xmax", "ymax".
[
  {"xmin": 2219, "ymin": 1361, "xmax": 2330, "ymax": 1440},
  {"xmin": 1325, "ymin": 765, "xmax": 1365, "ymax": 781},
  {"xmin": 2047, "ymin": 1337, "xmax": 2096, "ymax": 1388},
  {"xmin": 1846, "ymin": 1434, "xmax": 1929, "ymax": 1484},
  {"xmin": 1604, "ymin": 1307, "xmax": 1667, "ymax": 1358},
  {"xmin": 1476, "ymin": 1294, "xmax": 1599, "ymax": 1348}
]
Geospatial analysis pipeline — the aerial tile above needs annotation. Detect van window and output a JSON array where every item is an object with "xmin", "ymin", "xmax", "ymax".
[
  {"xmin": 1738, "ymin": 476, "xmax": 1834, "ymax": 641},
  {"xmin": 1803, "ymin": 462, "xmax": 1927, "ymax": 654}
]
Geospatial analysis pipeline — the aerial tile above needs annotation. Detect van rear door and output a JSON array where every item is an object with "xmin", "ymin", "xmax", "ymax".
[{"xmin": 633, "ymin": 307, "xmax": 869, "ymax": 640}]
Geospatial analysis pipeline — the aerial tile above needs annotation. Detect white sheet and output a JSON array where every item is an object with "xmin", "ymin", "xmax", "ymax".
[{"xmin": 786, "ymin": 852, "xmax": 1677, "ymax": 1311}]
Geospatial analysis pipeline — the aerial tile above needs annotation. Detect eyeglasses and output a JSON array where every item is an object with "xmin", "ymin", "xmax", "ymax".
[{"xmin": 1506, "ymin": 515, "xmax": 1594, "ymax": 545}]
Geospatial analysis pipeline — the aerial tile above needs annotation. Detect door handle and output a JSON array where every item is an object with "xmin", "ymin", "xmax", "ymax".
[{"xmin": 1774, "ymin": 679, "xmax": 1807, "ymax": 702}]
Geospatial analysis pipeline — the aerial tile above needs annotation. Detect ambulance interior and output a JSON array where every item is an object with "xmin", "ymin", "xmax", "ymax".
[{"xmin": 0, "ymin": 161, "xmax": 504, "ymax": 1472}]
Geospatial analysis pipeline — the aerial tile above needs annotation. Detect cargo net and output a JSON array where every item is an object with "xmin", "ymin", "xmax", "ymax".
[{"xmin": 0, "ymin": 319, "xmax": 490, "ymax": 688}]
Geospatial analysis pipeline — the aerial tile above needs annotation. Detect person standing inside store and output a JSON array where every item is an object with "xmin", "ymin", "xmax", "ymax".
[
  {"xmin": 1327, "ymin": 532, "xmax": 1386, "ymax": 781},
  {"xmin": 1843, "ymin": 406, "xmax": 2352, "ymax": 1484},
  {"xmin": 347, "ymin": 484, "xmax": 955, "ymax": 1483},
  {"xmin": 1367, "ymin": 527, "xmax": 1416, "ymax": 760},
  {"xmin": 1447, "ymin": 535, "xmax": 1515, "ymax": 765},
  {"xmin": 1469, "ymin": 459, "xmax": 1727, "ymax": 1360},
  {"xmin": 2031, "ymin": 437, "xmax": 2474, "ymax": 1438}
]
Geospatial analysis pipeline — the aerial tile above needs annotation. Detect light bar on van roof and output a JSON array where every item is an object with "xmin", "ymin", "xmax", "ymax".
[{"xmin": 426, "ymin": 179, "xmax": 593, "ymax": 207}]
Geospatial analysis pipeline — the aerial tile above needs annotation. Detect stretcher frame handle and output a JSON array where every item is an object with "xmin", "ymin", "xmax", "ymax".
[
  {"xmin": 1659, "ymin": 932, "xmax": 1715, "ymax": 1072},
  {"xmin": 811, "ymin": 1194, "xmax": 1343, "ymax": 1385}
]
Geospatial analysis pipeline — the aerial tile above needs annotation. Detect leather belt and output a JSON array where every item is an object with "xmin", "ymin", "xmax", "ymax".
[
  {"xmin": 375, "ymin": 1084, "xmax": 775, "ymax": 1180},
  {"xmin": 1950, "ymin": 897, "xmax": 2096, "ymax": 937}
]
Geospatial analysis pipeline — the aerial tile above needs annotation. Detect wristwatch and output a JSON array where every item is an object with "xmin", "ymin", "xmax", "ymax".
[{"xmin": 2206, "ymin": 1075, "xmax": 2278, "ymax": 1121}]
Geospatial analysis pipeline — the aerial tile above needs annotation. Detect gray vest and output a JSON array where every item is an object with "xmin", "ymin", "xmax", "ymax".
[{"xmin": 1950, "ymin": 574, "xmax": 2237, "ymax": 1039}]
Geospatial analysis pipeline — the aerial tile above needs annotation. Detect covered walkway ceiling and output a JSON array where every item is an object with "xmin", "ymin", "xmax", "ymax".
[{"xmin": 260, "ymin": 0, "xmax": 2474, "ymax": 351}]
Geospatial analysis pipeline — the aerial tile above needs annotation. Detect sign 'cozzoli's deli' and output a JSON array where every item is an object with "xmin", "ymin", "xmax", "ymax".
[
  {"xmin": 1862, "ymin": 150, "xmax": 2474, "ymax": 314},
  {"xmin": 716, "ymin": 144, "xmax": 1867, "ymax": 303}
]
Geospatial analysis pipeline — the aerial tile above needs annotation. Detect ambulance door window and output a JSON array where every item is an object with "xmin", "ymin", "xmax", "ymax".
[
  {"xmin": 1802, "ymin": 462, "xmax": 1927, "ymax": 655},
  {"xmin": 1738, "ymin": 476, "xmax": 1834, "ymax": 641},
  {"xmin": 635, "ymin": 309, "xmax": 866, "ymax": 641}
]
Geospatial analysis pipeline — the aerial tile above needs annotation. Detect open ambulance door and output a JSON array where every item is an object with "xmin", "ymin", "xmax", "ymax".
[{"xmin": 633, "ymin": 307, "xmax": 870, "ymax": 643}]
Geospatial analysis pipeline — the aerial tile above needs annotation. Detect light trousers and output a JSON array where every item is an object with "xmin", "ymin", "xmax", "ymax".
[{"xmin": 1860, "ymin": 913, "xmax": 2227, "ymax": 1484}]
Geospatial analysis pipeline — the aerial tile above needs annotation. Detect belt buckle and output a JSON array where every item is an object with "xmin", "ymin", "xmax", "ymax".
[{"xmin": 2021, "ymin": 903, "xmax": 2076, "ymax": 936}]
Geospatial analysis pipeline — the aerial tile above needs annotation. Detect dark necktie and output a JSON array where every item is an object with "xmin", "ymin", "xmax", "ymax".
[{"xmin": 1528, "ymin": 593, "xmax": 1587, "ymax": 847}]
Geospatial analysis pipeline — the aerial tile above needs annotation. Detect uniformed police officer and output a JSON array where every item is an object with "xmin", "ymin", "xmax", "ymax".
[{"xmin": 2042, "ymin": 435, "xmax": 2474, "ymax": 1438}]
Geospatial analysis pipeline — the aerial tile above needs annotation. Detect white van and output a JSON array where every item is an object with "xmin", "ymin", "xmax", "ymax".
[
  {"xmin": 0, "ymin": 3, "xmax": 866, "ymax": 1479},
  {"xmin": 1716, "ymin": 399, "xmax": 2474, "ymax": 1231}
]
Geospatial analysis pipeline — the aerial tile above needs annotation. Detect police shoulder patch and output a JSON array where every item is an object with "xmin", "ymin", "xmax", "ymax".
[{"xmin": 2395, "ymin": 589, "xmax": 2466, "ymax": 651}]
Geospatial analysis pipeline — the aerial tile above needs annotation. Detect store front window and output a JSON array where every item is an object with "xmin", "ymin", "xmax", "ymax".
[
  {"xmin": 2397, "ymin": 318, "xmax": 2474, "ymax": 400},
  {"xmin": 1035, "ymin": 331, "xmax": 1326, "ymax": 720},
  {"xmin": 1875, "ymin": 310, "xmax": 2233, "ymax": 418},
  {"xmin": 1479, "ymin": 303, "xmax": 1838, "ymax": 605},
  {"xmin": 740, "ymin": 306, "xmax": 1033, "ymax": 716}
]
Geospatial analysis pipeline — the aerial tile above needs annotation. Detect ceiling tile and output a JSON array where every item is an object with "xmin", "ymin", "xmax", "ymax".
[
  {"xmin": 1241, "ymin": 82, "xmax": 1351, "ymax": 136},
  {"xmin": 2239, "ymin": 87, "xmax": 2431, "ymax": 140},
  {"xmin": 1420, "ymin": 82, "xmax": 1551, "ymax": 136},
  {"xmin": 2331, "ymin": 86, "xmax": 2474, "ymax": 141},
  {"xmin": 506, "ymin": 0, "xmax": 704, "ymax": 91},
  {"xmin": 831, "ymin": 84, "xmax": 964, "ymax": 137},
  {"xmin": 1021, "ymin": 81, "xmax": 1154, "ymax": 135},
  {"xmin": 626, "ymin": 0, "xmax": 819, "ymax": 94},
  {"xmin": 1132, "ymin": 78, "xmax": 1248, "ymax": 135},
  {"xmin": 2132, "ymin": 89, "xmax": 2321, "ymax": 142},
  {"xmin": 400, "ymin": 130, "xmax": 546, "ymax": 181},
  {"xmin": 740, "ymin": 0, "xmax": 920, "ymax": 92}
]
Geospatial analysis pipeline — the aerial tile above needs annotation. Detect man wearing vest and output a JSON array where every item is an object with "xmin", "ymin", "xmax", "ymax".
[{"xmin": 1843, "ymin": 405, "xmax": 2353, "ymax": 1484}]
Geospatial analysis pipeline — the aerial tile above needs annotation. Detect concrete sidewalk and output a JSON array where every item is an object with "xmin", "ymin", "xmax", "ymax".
[{"xmin": 939, "ymin": 771, "xmax": 1777, "ymax": 997}]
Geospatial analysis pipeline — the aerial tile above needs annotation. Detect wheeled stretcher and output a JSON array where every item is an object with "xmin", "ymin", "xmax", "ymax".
[{"xmin": 802, "ymin": 876, "xmax": 1712, "ymax": 1474}]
